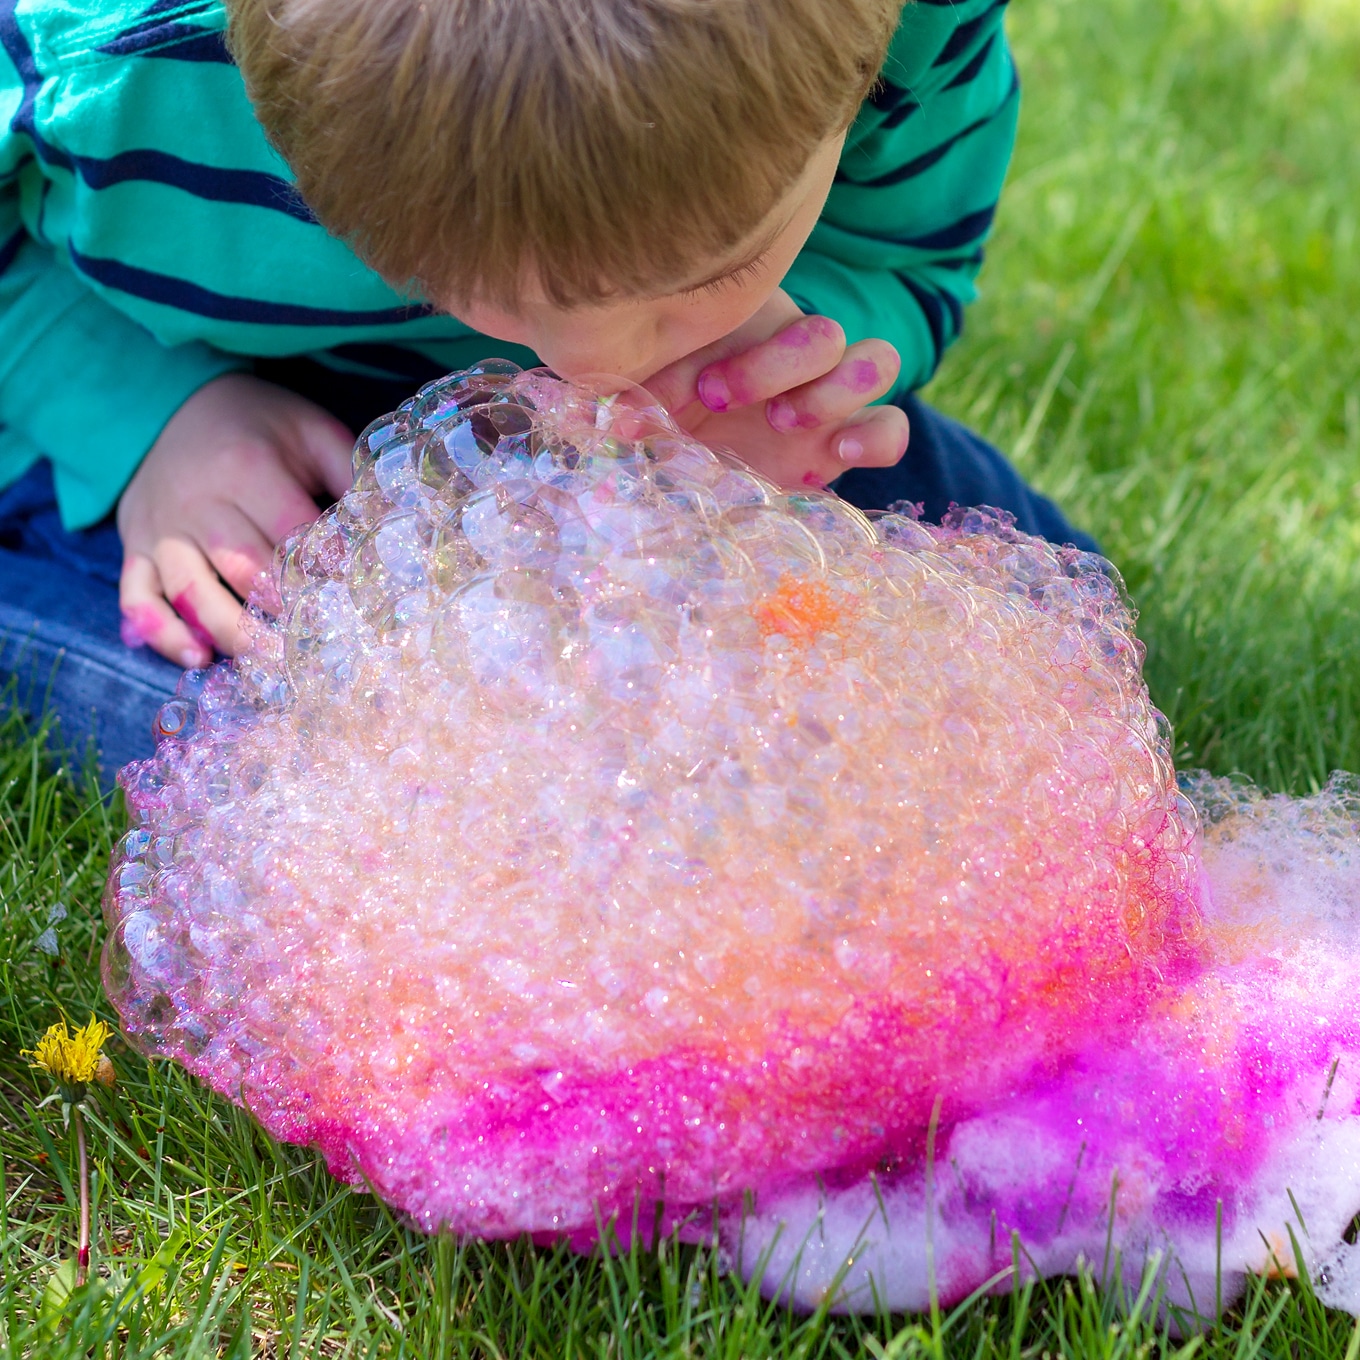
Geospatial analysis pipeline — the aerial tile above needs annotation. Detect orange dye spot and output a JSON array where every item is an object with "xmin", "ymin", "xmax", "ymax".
[
  {"xmin": 1256, "ymin": 1232, "xmax": 1299, "ymax": 1279},
  {"xmin": 753, "ymin": 575, "xmax": 847, "ymax": 642}
]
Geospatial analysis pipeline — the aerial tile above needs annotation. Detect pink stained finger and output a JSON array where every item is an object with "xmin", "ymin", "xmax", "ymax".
[
  {"xmin": 699, "ymin": 316, "xmax": 845, "ymax": 412},
  {"xmin": 763, "ymin": 341, "xmax": 901, "ymax": 441},
  {"xmin": 119, "ymin": 603, "xmax": 162, "ymax": 650},
  {"xmin": 169, "ymin": 587, "xmax": 217, "ymax": 655},
  {"xmin": 842, "ymin": 357, "xmax": 881, "ymax": 394},
  {"xmin": 120, "ymin": 553, "xmax": 211, "ymax": 667}
]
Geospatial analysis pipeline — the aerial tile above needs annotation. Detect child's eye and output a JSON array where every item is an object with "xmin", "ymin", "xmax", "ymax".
[{"xmin": 680, "ymin": 257, "xmax": 768, "ymax": 300}]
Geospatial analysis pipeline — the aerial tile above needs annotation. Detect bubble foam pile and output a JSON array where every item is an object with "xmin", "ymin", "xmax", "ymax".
[{"xmin": 105, "ymin": 363, "xmax": 1360, "ymax": 1318}]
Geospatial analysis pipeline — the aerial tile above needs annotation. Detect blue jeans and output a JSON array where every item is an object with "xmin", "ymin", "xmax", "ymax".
[{"xmin": 0, "ymin": 383, "xmax": 1097, "ymax": 785}]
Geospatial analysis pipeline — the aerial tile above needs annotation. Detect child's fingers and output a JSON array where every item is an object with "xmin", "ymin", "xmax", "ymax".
[
  {"xmin": 644, "ymin": 289, "xmax": 808, "ymax": 415},
  {"xmin": 697, "ymin": 315, "xmax": 846, "ymax": 413},
  {"xmin": 236, "ymin": 449, "xmax": 332, "ymax": 545},
  {"xmin": 201, "ymin": 504, "xmax": 278, "ymax": 600},
  {"xmin": 830, "ymin": 403, "xmax": 911, "ymax": 470},
  {"xmin": 119, "ymin": 552, "xmax": 214, "ymax": 669},
  {"xmin": 765, "ymin": 340, "xmax": 901, "ymax": 434},
  {"xmin": 152, "ymin": 537, "xmax": 251, "ymax": 657}
]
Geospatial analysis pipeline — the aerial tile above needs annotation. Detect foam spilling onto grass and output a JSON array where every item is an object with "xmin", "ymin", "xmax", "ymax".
[
  {"xmin": 103, "ymin": 364, "xmax": 1360, "ymax": 1317},
  {"xmin": 743, "ymin": 775, "xmax": 1360, "ymax": 1314}
]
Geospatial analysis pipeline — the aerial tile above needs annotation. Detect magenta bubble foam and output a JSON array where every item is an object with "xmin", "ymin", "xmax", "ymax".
[{"xmin": 103, "ymin": 364, "xmax": 1360, "ymax": 1315}]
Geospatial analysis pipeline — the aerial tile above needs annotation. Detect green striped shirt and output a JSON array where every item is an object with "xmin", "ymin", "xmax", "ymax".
[{"xmin": 0, "ymin": 0, "xmax": 1018, "ymax": 528}]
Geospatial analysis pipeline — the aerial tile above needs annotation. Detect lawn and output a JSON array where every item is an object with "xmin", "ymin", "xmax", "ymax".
[{"xmin": 4, "ymin": 0, "xmax": 1360, "ymax": 1353}]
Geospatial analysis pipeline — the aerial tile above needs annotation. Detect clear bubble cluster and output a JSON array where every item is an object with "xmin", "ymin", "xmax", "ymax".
[{"xmin": 106, "ymin": 364, "xmax": 1210, "ymax": 1246}]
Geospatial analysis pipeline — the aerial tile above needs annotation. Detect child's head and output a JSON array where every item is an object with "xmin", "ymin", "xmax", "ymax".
[{"xmin": 227, "ymin": 0, "xmax": 899, "ymax": 380}]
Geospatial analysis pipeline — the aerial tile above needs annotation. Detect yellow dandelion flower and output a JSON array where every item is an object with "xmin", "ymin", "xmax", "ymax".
[
  {"xmin": 22, "ymin": 1015, "xmax": 113, "ymax": 1089},
  {"xmin": 23, "ymin": 1016, "xmax": 114, "ymax": 1285}
]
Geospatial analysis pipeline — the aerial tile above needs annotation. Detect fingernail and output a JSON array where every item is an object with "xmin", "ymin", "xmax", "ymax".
[
  {"xmin": 767, "ymin": 396, "xmax": 799, "ymax": 433},
  {"xmin": 697, "ymin": 370, "xmax": 731, "ymax": 412},
  {"xmin": 181, "ymin": 646, "xmax": 211, "ymax": 668},
  {"xmin": 838, "ymin": 436, "xmax": 865, "ymax": 464}
]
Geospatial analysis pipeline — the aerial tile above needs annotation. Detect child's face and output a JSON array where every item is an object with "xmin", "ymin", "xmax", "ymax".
[{"xmin": 445, "ymin": 135, "xmax": 845, "ymax": 386}]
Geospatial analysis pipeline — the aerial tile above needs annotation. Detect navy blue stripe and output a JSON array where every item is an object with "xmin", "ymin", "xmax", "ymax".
[
  {"xmin": 2, "ymin": 0, "xmax": 307, "ymax": 233},
  {"xmin": 868, "ymin": 79, "xmax": 917, "ymax": 117},
  {"xmin": 929, "ymin": 249, "xmax": 987, "ymax": 271},
  {"xmin": 325, "ymin": 343, "xmax": 451, "ymax": 382},
  {"xmin": 942, "ymin": 30, "xmax": 997, "ymax": 92},
  {"xmin": 143, "ymin": 30, "xmax": 231, "ymax": 62},
  {"xmin": 881, "ymin": 98, "xmax": 921, "ymax": 131},
  {"xmin": 2, "ymin": 0, "xmax": 79, "ymax": 173},
  {"xmin": 98, "ymin": 24, "xmax": 231, "ymax": 62},
  {"xmin": 74, "ymin": 149, "xmax": 314, "ymax": 223},
  {"xmin": 69, "ymin": 246, "xmax": 433, "ymax": 327},
  {"xmin": 132, "ymin": 0, "xmax": 217, "ymax": 23},
  {"xmin": 933, "ymin": 0, "xmax": 1007, "ymax": 68},
  {"xmin": 0, "ymin": 0, "xmax": 66, "ymax": 168},
  {"xmin": 868, "ymin": 79, "xmax": 922, "ymax": 131},
  {"xmin": 890, "ymin": 204, "xmax": 996, "ymax": 251},
  {"xmin": 20, "ymin": 127, "xmax": 74, "ymax": 172},
  {"xmin": 0, "ymin": 226, "xmax": 23, "ymax": 274},
  {"xmin": 7, "ymin": 126, "xmax": 73, "ymax": 172},
  {"xmin": 100, "ymin": 0, "xmax": 219, "ymax": 49},
  {"xmin": 4, "ymin": 0, "xmax": 260, "ymax": 234},
  {"xmin": 901, "ymin": 276, "xmax": 966, "ymax": 372},
  {"xmin": 835, "ymin": 74, "xmax": 1018, "ymax": 188},
  {"xmin": 900, "ymin": 277, "xmax": 947, "ymax": 366},
  {"xmin": 0, "ymin": 0, "xmax": 37, "ymax": 92},
  {"xmin": 941, "ymin": 288, "xmax": 963, "ymax": 336}
]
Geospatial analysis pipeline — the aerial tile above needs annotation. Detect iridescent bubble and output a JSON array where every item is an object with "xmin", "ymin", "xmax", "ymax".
[{"xmin": 103, "ymin": 366, "xmax": 1360, "ymax": 1321}]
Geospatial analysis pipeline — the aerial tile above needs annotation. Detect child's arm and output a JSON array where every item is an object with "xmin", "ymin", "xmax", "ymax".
[
  {"xmin": 1, "ymin": 47, "xmax": 351, "ymax": 666},
  {"xmin": 0, "ymin": 233, "xmax": 245, "ymax": 533},
  {"xmin": 0, "ymin": 35, "xmax": 244, "ymax": 522},
  {"xmin": 0, "ymin": 225, "xmax": 349, "ymax": 670},
  {"xmin": 783, "ymin": 0, "xmax": 1020, "ymax": 394},
  {"xmin": 648, "ymin": 0, "xmax": 1016, "ymax": 489}
]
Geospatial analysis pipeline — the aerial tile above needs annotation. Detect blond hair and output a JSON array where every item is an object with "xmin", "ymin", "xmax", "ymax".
[{"xmin": 227, "ymin": 0, "xmax": 900, "ymax": 307}]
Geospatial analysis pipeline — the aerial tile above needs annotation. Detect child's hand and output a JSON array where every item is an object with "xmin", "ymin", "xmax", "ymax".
[
  {"xmin": 645, "ymin": 290, "xmax": 909, "ymax": 490},
  {"xmin": 116, "ymin": 374, "xmax": 354, "ymax": 667}
]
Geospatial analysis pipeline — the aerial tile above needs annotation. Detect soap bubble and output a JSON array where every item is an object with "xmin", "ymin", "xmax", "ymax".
[{"xmin": 104, "ymin": 365, "xmax": 1360, "ymax": 1318}]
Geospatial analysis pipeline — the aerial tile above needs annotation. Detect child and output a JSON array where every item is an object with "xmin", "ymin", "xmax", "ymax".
[{"xmin": 0, "ymin": 0, "xmax": 1095, "ymax": 775}]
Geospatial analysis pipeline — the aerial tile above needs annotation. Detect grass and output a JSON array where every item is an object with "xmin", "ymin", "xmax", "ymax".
[
  {"xmin": 4, "ymin": 0, "xmax": 1360, "ymax": 1351},
  {"xmin": 935, "ymin": 0, "xmax": 1360, "ymax": 792}
]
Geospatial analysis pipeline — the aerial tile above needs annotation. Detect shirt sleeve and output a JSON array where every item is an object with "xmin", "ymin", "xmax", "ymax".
[
  {"xmin": 0, "ymin": 40, "xmax": 245, "ymax": 530},
  {"xmin": 782, "ymin": 0, "xmax": 1020, "ymax": 396}
]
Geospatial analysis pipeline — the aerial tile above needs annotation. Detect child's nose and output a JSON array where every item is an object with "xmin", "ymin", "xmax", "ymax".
[
  {"xmin": 542, "ymin": 344, "xmax": 652, "ymax": 385},
  {"xmin": 535, "ymin": 319, "xmax": 663, "ymax": 385}
]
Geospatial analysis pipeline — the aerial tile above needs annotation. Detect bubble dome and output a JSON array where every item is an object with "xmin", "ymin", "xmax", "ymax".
[{"xmin": 104, "ymin": 363, "xmax": 1360, "ymax": 1317}]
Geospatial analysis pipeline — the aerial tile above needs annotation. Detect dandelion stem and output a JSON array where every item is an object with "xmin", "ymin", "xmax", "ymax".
[{"xmin": 74, "ymin": 1104, "xmax": 90, "ymax": 1286}]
